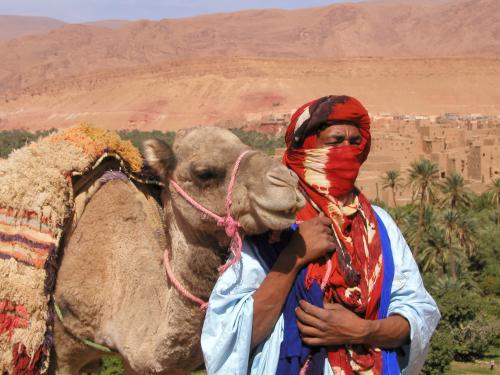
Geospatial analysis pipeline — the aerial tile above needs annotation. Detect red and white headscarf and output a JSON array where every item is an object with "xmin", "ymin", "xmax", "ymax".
[{"xmin": 283, "ymin": 95, "xmax": 384, "ymax": 374}]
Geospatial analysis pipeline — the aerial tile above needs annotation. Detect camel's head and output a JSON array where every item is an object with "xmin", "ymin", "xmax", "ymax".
[{"xmin": 144, "ymin": 127, "xmax": 305, "ymax": 245}]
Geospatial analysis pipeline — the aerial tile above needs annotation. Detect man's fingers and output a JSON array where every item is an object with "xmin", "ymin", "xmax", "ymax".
[
  {"xmin": 295, "ymin": 306, "xmax": 325, "ymax": 330},
  {"xmin": 298, "ymin": 300, "xmax": 326, "ymax": 320},
  {"xmin": 301, "ymin": 337, "xmax": 325, "ymax": 346},
  {"xmin": 323, "ymin": 302, "xmax": 340, "ymax": 310},
  {"xmin": 297, "ymin": 320, "xmax": 324, "ymax": 338},
  {"xmin": 318, "ymin": 216, "xmax": 332, "ymax": 226},
  {"xmin": 327, "ymin": 240, "xmax": 337, "ymax": 252}
]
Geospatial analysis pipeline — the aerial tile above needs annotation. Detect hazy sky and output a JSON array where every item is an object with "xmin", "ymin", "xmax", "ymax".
[{"xmin": 0, "ymin": 0, "xmax": 364, "ymax": 22}]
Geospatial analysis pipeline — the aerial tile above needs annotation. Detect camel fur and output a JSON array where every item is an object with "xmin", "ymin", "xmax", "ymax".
[
  {"xmin": 2, "ymin": 125, "xmax": 305, "ymax": 374},
  {"xmin": 0, "ymin": 124, "xmax": 144, "ymax": 374}
]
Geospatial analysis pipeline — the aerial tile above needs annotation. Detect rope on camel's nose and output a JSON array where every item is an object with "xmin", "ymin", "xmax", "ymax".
[
  {"xmin": 164, "ymin": 150, "xmax": 252, "ymax": 310},
  {"xmin": 217, "ymin": 149, "xmax": 252, "ymax": 273},
  {"xmin": 163, "ymin": 249, "xmax": 209, "ymax": 311}
]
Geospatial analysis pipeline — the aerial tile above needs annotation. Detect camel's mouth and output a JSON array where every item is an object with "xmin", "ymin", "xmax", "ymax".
[
  {"xmin": 241, "ymin": 190, "xmax": 304, "ymax": 233},
  {"xmin": 254, "ymin": 206, "xmax": 298, "ymax": 230}
]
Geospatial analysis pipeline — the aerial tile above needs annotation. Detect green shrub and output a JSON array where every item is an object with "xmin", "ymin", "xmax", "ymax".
[
  {"xmin": 421, "ymin": 323, "xmax": 456, "ymax": 375},
  {"xmin": 229, "ymin": 128, "xmax": 284, "ymax": 155},
  {"xmin": 434, "ymin": 289, "xmax": 479, "ymax": 328},
  {"xmin": 453, "ymin": 316, "xmax": 496, "ymax": 361},
  {"xmin": 0, "ymin": 129, "xmax": 55, "ymax": 158},
  {"xmin": 480, "ymin": 276, "xmax": 500, "ymax": 296},
  {"xmin": 83, "ymin": 356, "xmax": 123, "ymax": 375}
]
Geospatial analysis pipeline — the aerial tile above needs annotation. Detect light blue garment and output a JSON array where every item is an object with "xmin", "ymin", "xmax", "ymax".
[{"xmin": 201, "ymin": 207, "xmax": 441, "ymax": 375}]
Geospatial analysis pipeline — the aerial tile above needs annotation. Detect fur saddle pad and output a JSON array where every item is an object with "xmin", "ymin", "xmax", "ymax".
[{"xmin": 0, "ymin": 124, "xmax": 147, "ymax": 374}]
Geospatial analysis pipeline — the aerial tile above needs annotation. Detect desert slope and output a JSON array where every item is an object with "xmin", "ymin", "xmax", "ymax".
[
  {"xmin": 1, "ymin": 57, "xmax": 498, "ymax": 131},
  {"xmin": 0, "ymin": 15, "xmax": 66, "ymax": 40},
  {"xmin": 0, "ymin": 0, "xmax": 498, "ymax": 92},
  {"xmin": 84, "ymin": 20, "xmax": 131, "ymax": 29}
]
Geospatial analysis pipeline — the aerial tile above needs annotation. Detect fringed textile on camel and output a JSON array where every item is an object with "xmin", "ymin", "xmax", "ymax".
[{"xmin": 0, "ymin": 124, "xmax": 145, "ymax": 374}]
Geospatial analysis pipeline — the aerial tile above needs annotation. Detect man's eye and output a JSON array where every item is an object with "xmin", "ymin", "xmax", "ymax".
[
  {"xmin": 330, "ymin": 136, "xmax": 345, "ymax": 144},
  {"xmin": 349, "ymin": 137, "xmax": 362, "ymax": 145}
]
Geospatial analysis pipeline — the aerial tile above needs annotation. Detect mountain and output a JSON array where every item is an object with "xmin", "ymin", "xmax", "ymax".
[
  {"xmin": 1, "ymin": 57, "xmax": 498, "ymax": 131},
  {"xmin": 0, "ymin": 15, "xmax": 66, "ymax": 40},
  {"xmin": 0, "ymin": 0, "xmax": 498, "ymax": 93},
  {"xmin": 84, "ymin": 20, "xmax": 131, "ymax": 29}
]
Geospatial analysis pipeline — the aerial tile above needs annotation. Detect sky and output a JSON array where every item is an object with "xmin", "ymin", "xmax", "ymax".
[{"xmin": 0, "ymin": 0, "xmax": 364, "ymax": 23}]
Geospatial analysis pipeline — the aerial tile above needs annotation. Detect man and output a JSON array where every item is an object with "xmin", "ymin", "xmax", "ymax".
[{"xmin": 201, "ymin": 95, "xmax": 440, "ymax": 374}]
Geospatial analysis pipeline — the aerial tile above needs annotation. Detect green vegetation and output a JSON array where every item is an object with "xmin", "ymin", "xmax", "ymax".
[
  {"xmin": 0, "ymin": 129, "xmax": 55, "ymax": 158},
  {"xmin": 87, "ymin": 357, "xmax": 124, "ymax": 375},
  {"xmin": 381, "ymin": 169, "xmax": 404, "ymax": 208},
  {"xmin": 229, "ymin": 128, "xmax": 285, "ymax": 155},
  {"xmin": 445, "ymin": 346, "xmax": 500, "ymax": 375},
  {"xmin": 388, "ymin": 161, "xmax": 500, "ymax": 375},
  {"xmin": 1, "ymin": 130, "xmax": 497, "ymax": 374}
]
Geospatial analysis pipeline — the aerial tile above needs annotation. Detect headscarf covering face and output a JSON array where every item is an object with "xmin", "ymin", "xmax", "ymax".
[
  {"xmin": 285, "ymin": 95, "xmax": 371, "ymax": 197},
  {"xmin": 283, "ymin": 95, "xmax": 384, "ymax": 374}
]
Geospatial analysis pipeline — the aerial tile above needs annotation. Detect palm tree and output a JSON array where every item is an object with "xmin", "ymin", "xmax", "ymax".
[
  {"xmin": 407, "ymin": 159, "xmax": 440, "ymax": 255},
  {"xmin": 455, "ymin": 214, "xmax": 478, "ymax": 259},
  {"xmin": 403, "ymin": 205, "xmax": 438, "ymax": 249},
  {"xmin": 418, "ymin": 224, "xmax": 464, "ymax": 277},
  {"xmin": 388, "ymin": 206, "xmax": 404, "ymax": 226},
  {"xmin": 418, "ymin": 226, "xmax": 451, "ymax": 275},
  {"xmin": 430, "ymin": 273, "xmax": 480, "ymax": 295},
  {"xmin": 440, "ymin": 172, "xmax": 472, "ymax": 211},
  {"xmin": 381, "ymin": 169, "xmax": 404, "ymax": 207},
  {"xmin": 486, "ymin": 178, "xmax": 500, "ymax": 225},
  {"xmin": 441, "ymin": 209, "xmax": 460, "ymax": 278}
]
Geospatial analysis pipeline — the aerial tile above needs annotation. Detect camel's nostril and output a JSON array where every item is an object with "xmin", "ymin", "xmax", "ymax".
[
  {"xmin": 295, "ymin": 189, "xmax": 306, "ymax": 208},
  {"xmin": 266, "ymin": 166, "xmax": 299, "ymax": 187}
]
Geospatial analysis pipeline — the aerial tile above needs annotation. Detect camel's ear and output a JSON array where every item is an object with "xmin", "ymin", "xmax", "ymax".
[{"xmin": 143, "ymin": 139, "xmax": 176, "ymax": 180}]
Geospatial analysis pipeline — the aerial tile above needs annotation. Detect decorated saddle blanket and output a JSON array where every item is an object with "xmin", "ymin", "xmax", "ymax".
[{"xmin": 0, "ymin": 124, "xmax": 148, "ymax": 374}]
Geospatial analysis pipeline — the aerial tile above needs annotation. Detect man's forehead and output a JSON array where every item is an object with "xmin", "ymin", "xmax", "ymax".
[{"xmin": 324, "ymin": 125, "xmax": 361, "ymax": 134}]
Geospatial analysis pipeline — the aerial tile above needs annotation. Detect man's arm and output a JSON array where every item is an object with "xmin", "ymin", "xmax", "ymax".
[
  {"xmin": 296, "ymin": 206, "xmax": 441, "ymax": 374},
  {"xmin": 251, "ymin": 251, "xmax": 301, "ymax": 348},
  {"xmin": 296, "ymin": 300, "xmax": 410, "ymax": 348},
  {"xmin": 251, "ymin": 215, "xmax": 336, "ymax": 348}
]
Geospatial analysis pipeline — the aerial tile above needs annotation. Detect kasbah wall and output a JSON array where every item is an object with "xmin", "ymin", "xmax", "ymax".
[{"xmin": 247, "ymin": 111, "xmax": 500, "ymax": 207}]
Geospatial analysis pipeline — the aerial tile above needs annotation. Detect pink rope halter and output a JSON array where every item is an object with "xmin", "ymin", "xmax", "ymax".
[{"xmin": 163, "ymin": 150, "xmax": 252, "ymax": 310}]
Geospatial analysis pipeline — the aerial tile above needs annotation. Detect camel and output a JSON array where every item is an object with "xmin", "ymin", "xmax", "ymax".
[{"xmin": 52, "ymin": 127, "xmax": 305, "ymax": 374}]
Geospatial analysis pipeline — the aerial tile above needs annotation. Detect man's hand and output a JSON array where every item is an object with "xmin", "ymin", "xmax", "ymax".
[
  {"xmin": 286, "ymin": 214, "xmax": 337, "ymax": 269},
  {"xmin": 295, "ymin": 300, "xmax": 411, "ymax": 349},
  {"xmin": 251, "ymin": 216, "xmax": 337, "ymax": 348},
  {"xmin": 296, "ymin": 300, "xmax": 369, "ymax": 346}
]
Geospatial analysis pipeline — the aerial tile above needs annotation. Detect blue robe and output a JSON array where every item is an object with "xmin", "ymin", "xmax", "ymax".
[{"xmin": 202, "ymin": 207, "xmax": 440, "ymax": 375}]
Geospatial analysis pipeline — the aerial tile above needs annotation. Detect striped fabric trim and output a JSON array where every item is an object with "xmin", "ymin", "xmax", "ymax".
[
  {"xmin": 0, "ymin": 213, "xmax": 53, "ymax": 236},
  {"xmin": 0, "ymin": 229, "xmax": 55, "ymax": 250},
  {"xmin": 0, "ymin": 300, "xmax": 30, "ymax": 340},
  {"xmin": 0, "ymin": 208, "xmax": 51, "ymax": 225},
  {"xmin": 0, "ymin": 209, "xmax": 57, "ymax": 270},
  {"xmin": 0, "ymin": 126, "xmax": 150, "ymax": 374},
  {"xmin": 0, "ymin": 247, "xmax": 48, "ymax": 269}
]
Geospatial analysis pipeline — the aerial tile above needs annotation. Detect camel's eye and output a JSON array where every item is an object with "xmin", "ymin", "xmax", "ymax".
[
  {"xmin": 191, "ymin": 165, "xmax": 225, "ymax": 185},
  {"xmin": 196, "ymin": 169, "xmax": 216, "ymax": 180}
]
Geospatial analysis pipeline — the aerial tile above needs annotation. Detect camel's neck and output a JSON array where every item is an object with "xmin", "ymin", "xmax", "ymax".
[
  {"xmin": 143, "ymin": 200, "xmax": 226, "ymax": 370},
  {"xmin": 166, "ymin": 202, "xmax": 223, "ymax": 303}
]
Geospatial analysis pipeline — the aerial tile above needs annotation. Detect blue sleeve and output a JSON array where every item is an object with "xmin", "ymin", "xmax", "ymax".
[
  {"xmin": 201, "ymin": 239, "xmax": 284, "ymax": 375},
  {"xmin": 373, "ymin": 207, "xmax": 441, "ymax": 375}
]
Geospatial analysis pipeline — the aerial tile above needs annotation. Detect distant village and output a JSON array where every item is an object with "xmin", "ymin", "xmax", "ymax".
[{"xmin": 242, "ymin": 110, "xmax": 500, "ymax": 206}]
